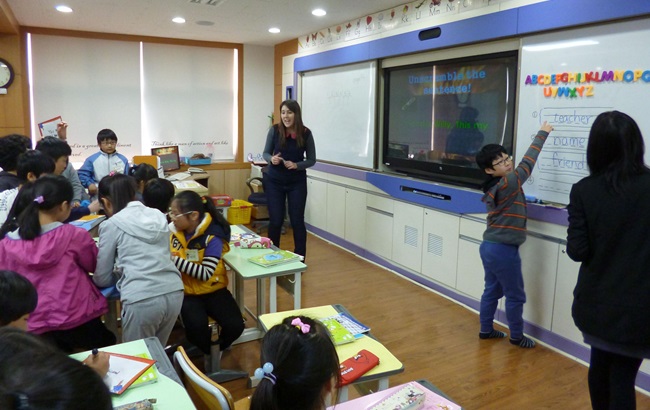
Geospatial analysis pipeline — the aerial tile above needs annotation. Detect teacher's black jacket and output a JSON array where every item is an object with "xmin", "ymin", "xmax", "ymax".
[{"xmin": 567, "ymin": 171, "xmax": 650, "ymax": 346}]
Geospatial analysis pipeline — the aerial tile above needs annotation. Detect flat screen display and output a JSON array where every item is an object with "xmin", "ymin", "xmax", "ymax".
[
  {"xmin": 383, "ymin": 51, "xmax": 518, "ymax": 189},
  {"xmin": 151, "ymin": 146, "xmax": 181, "ymax": 172}
]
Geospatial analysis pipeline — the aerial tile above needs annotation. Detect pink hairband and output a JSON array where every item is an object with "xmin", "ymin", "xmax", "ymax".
[
  {"xmin": 33, "ymin": 196, "xmax": 44, "ymax": 204},
  {"xmin": 291, "ymin": 317, "xmax": 310, "ymax": 334}
]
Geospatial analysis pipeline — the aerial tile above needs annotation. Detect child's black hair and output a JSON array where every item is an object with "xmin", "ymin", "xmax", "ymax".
[
  {"xmin": 0, "ymin": 327, "xmax": 112, "ymax": 410},
  {"xmin": 130, "ymin": 163, "xmax": 158, "ymax": 186},
  {"xmin": 172, "ymin": 190, "xmax": 230, "ymax": 239},
  {"xmin": 96, "ymin": 129, "xmax": 118, "ymax": 144},
  {"xmin": 0, "ymin": 183, "xmax": 35, "ymax": 239},
  {"xmin": 0, "ymin": 135, "xmax": 31, "ymax": 171},
  {"xmin": 0, "ymin": 270, "xmax": 38, "ymax": 326},
  {"xmin": 35, "ymin": 136, "xmax": 72, "ymax": 161},
  {"xmin": 142, "ymin": 178, "xmax": 176, "ymax": 214},
  {"xmin": 476, "ymin": 144, "xmax": 508, "ymax": 193},
  {"xmin": 13, "ymin": 175, "xmax": 73, "ymax": 240},
  {"xmin": 250, "ymin": 315, "xmax": 340, "ymax": 410},
  {"xmin": 97, "ymin": 173, "xmax": 137, "ymax": 215},
  {"xmin": 16, "ymin": 150, "xmax": 56, "ymax": 181}
]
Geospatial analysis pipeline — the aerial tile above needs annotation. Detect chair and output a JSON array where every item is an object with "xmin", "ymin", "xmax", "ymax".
[
  {"xmin": 173, "ymin": 345, "xmax": 242, "ymax": 410},
  {"xmin": 246, "ymin": 176, "xmax": 270, "ymax": 233}
]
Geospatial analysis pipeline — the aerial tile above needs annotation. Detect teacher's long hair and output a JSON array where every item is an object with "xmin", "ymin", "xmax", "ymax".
[
  {"xmin": 277, "ymin": 99, "xmax": 307, "ymax": 148},
  {"xmin": 586, "ymin": 110, "xmax": 650, "ymax": 194}
]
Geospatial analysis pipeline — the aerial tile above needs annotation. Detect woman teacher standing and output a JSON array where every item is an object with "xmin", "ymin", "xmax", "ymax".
[
  {"xmin": 567, "ymin": 111, "xmax": 650, "ymax": 410},
  {"xmin": 263, "ymin": 100, "xmax": 316, "ymax": 258}
]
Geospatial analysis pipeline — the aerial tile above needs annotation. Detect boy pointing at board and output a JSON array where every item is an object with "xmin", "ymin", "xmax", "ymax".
[{"xmin": 474, "ymin": 121, "xmax": 553, "ymax": 348}]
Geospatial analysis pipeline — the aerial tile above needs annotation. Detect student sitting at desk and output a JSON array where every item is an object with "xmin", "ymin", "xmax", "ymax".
[
  {"xmin": 142, "ymin": 177, "xmax": 176, "ymax": 215},
  {"xmin": 130, "ymin": 162, "xmax": 159, "ymax": 202},
  {"xmin": 169, "ymin": 191, "xmax": 244, "ymax": 368},
  {"xmin": 0, "ymin": 327, "xmax": 112, "ymax": 410},
  {"xmin": 0, "ymin": 150, "xmax": 55, "ymax": 225},
  {"xmin": 0, "ymin": 134, "xmax": 31, "ymax": 193},
  {"xmin": 250, "ymin": 315, "xmax": 341, "ymax": 410},
  {"xmin": 94, "ymin": 174, "xmax": 184, "ymax": 347},
  {"xmin": 0, "ymin": 175, "xmax": 116, "ymax": 352}
]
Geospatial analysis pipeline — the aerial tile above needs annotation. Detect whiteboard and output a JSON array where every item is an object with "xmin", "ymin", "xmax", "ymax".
[
  {"xmin": 516, "ymin": 19, "xmax": 650, "ymax": 204},
  {"xmin": 300, "ymin": 61, "xmax": 377, "ymax": 169}
]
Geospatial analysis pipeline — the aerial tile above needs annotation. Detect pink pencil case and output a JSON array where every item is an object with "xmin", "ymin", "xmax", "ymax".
[{"xmin": 233, "ymin": 236, "xmax": 272, "ymax": 249}]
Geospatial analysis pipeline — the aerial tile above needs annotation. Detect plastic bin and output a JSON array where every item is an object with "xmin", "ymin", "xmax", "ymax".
[
  {"xmin": 209, "ymin": 195, "xmax": 233, "ymax": 207},
  {"xmin": 226, "ymin": 199, "xmax": 253, "ymax": 225}
]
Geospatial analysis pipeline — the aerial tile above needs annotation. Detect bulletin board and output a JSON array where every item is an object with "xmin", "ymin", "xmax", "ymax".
[
  {"xmin": 515, "ymin": 18, "xmax": 650, "ymax": 204},
  {"xmin": 300, "ymin": 61, "xmax": 377, "ymax": 169}
]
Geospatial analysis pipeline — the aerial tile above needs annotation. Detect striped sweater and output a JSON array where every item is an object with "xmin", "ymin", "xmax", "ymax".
[{"xmin": 482, "ymin": 130, "xmax": 549, "ymax": 246}]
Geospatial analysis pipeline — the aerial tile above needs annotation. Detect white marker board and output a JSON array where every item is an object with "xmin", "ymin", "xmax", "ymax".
[
  {"xmin": 300, "ymin": 61, "xmax": 377, "ymax": 169},
  {"xmin": 516, "ymin": 18, "xmax": 650, "ymax": 204}
]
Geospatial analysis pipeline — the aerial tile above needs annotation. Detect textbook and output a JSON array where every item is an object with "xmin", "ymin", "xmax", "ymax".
[
  {"xmin": 70, "ymin": 214, "xmax": 106, "ymax": 231},
  {"xmin": 320, "ymin": 312, "xmax": 370, "ymax": 337},
  {"xmin": 247, "ymin": 250, "xmax": 301, "ymax": 267},
  {"xmin": 320, "ymin": 316, "xmax": 355, "ymax": 345},
  {"xmin": 103, "ymin": 352, "xmax": 156, "ymax": 395}
]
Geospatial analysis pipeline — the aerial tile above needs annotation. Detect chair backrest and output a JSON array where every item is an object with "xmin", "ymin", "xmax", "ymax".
[{"xmin": 173, "ymin": 346, "xmax": 235, "ymax": 410}]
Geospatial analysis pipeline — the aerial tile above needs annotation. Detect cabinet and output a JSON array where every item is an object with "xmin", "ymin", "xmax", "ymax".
[
  {"xmin": 421, "ymin": 209, "xmax": 460, "ymax": 288},
  {"xmin": 326, "ymin": 183, "xmax": 346, "ymax": 238},
  {"xmin": 365, "ymin": 194, "xmax": 394, "ymax": 259},
  {"xmin": 344, "ymin": 188, "xmax": 367, "ymax": 247},
  {"xmin": 305, "ymin": 178, "xmax": 327, "ymax": 229},
  {"xmin": 519, "ymin": 235, "xmax": 559, "ymax": 330},
  {"xmin": 391, "ymin": 201, "xmax": 424, "ymax": 273},
  {"xmin": 551, "ymin": 246, "xmax": 586, "ymax": 346}
]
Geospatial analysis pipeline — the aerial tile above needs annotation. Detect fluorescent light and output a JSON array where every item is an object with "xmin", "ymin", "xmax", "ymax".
[
  {"xmin": 268, "ymin": 27, "xmax": 280, "ymax": 34},
  {"xmin": 55, "ymin": 5, "xmax": 73, "ymax": 13},
  {"xmin": 312, "ymin": 8, "xmax": 326, "ymax": 17},
  {"xmin": 523, "ymin": 40, "xmax": 599, "ymax": 52},
  {"xmin": 172, "ymin": 17, "xmax": 186, "ymax": 24}
]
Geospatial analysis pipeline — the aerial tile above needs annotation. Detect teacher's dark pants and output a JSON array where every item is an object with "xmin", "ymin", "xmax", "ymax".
[{"xmin": 264, "ymin": 175, "xmax": 308, "ymax": 257}]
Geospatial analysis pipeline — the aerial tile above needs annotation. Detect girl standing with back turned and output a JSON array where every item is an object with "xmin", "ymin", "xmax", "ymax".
[
  {"xmin": 93, "ymin": 173, "xmax": 184, "ymax": 346},
  {"xmin": 567, "ymin": 111, "xmax": 650, "ymax": 410}
]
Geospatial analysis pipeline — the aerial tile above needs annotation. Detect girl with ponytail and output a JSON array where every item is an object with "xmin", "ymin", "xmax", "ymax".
[
  {"xmin": 0, "ymin": 175, "xmax": 115, "ymax": 352},
  {"xmin": 250, "ymin": 316, "xmax": 340, "ymax": 410}
]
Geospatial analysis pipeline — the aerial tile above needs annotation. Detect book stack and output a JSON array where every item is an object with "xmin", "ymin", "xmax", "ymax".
[{"xmin": 247, "ymin": 250, "xmax": 301, "ymax": 267}]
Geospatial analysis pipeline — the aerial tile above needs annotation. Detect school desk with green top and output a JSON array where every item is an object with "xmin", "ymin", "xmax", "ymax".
[
  {"xmin": 258, "ymin": 305, "xmax": 404, "ymax": 402},
  {"xmin": 70, "ymin": 337, "xmax": 195, "ymax": 409},
  {"xmin": 225, "ymin": 224, "xmax": 307, "ymax": 343}
]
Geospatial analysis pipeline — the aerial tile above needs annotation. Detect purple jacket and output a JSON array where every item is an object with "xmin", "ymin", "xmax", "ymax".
[{"xmin": 0, "ymin": 223, "xmax": 107, "ymax": 334}]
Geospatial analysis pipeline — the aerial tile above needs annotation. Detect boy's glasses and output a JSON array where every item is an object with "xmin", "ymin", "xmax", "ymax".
[
  {"xmin": 492, "ymin": 156, "xmax": 513, "ymax": 168},
  {"xmin": 100, "ymin": 141, "xmax": 117, "ymax": 146},
  {"xmin": 167, "ymin": 211, "xmax": 192, "ymax": 220}
]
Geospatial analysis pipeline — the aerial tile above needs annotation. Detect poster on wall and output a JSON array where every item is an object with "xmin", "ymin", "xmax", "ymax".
[{"xmin": 516, "ymin": 19, "xmax": 650, "ymax": 205}]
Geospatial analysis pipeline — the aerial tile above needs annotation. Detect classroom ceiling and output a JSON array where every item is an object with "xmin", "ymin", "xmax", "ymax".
[{"xmin": 6, "ymin": 0, "xmax": 408, "ymax": 46}]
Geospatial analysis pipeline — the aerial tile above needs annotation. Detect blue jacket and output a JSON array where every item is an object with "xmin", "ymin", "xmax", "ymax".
[{"xmin": 78, "ymin": 150, "xmax": 129, "ymax": 188}]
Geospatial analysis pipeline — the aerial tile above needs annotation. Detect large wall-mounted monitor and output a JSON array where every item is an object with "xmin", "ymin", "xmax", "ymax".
[
  {"xmin": 382, "ymin": 51, "xmax": 518, "ymax": 189},
  {"xmin": 151, "ymin": 146, "xmax": 181, "ymax": 172}
]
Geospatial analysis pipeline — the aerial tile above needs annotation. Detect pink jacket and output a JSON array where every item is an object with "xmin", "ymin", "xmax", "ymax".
[{"xmin": 0, "ymin": 223, "xmax": 107, "ymax": 334}]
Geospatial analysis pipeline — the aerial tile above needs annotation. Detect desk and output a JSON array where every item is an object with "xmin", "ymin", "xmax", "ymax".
[
  {"xmin": 258, "ymin": 305, "xmax": 404, "ymax": 402},
  {"xmin": 225, "ymin": 225, "xmax": 307, "ymax": 343},
  {"xmin": 327, "ymin": 380, "xmax": 462, "ymax": 409},
  {"xmin": 70, "ymin": 338, "xmax": 195, "ymax": 409}
]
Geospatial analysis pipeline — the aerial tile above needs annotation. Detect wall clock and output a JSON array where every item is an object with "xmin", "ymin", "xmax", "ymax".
[{"xmin": 0, "ymin": 58, "xmax": 15, "ymax": 89}]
